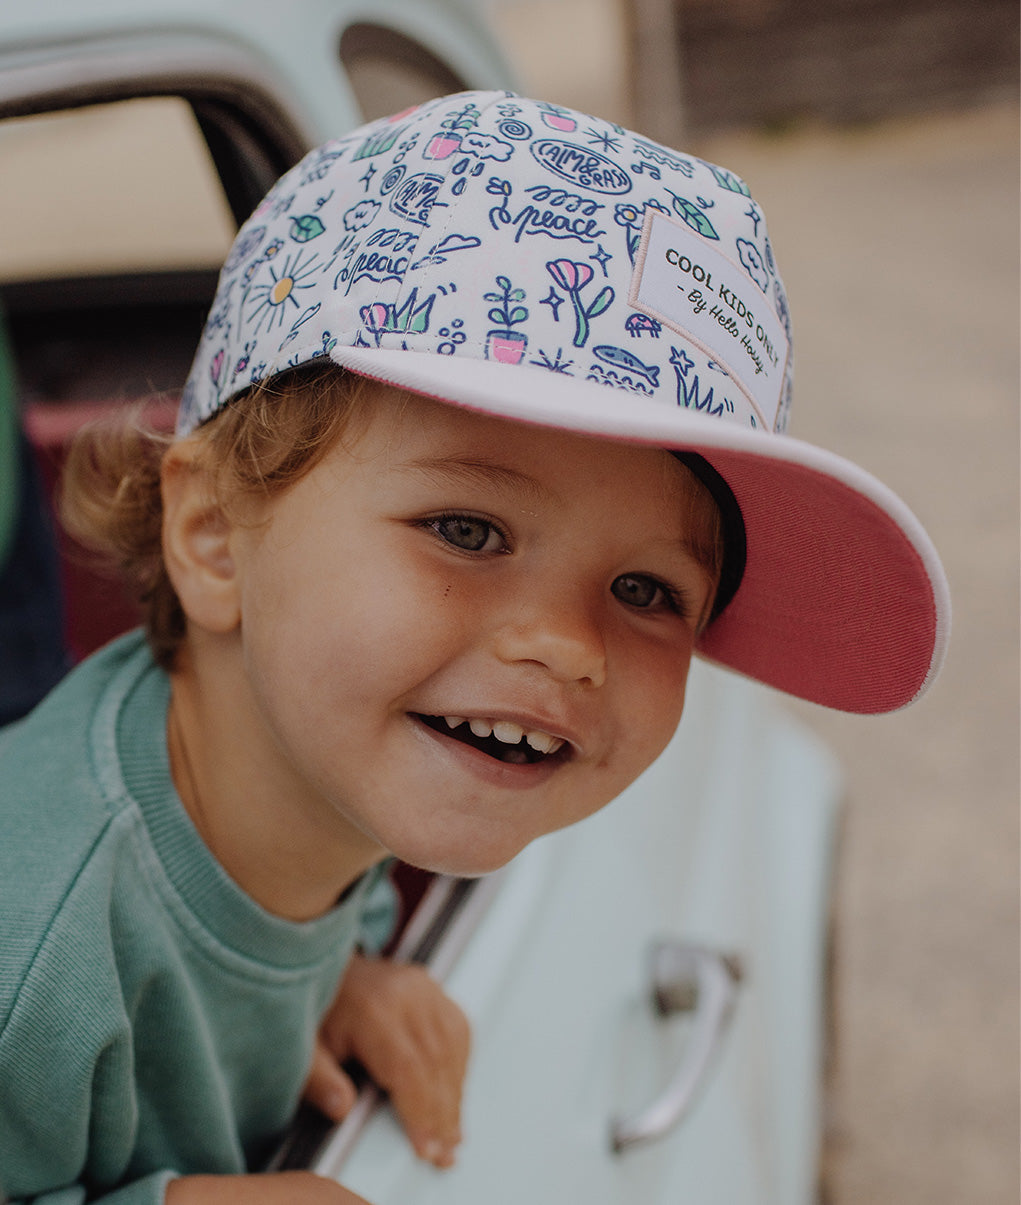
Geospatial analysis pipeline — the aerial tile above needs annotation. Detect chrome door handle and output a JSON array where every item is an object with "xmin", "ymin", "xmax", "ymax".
[{"xmin": 610, "ymin": 940, "xmax": 743, "ymax": 1154}]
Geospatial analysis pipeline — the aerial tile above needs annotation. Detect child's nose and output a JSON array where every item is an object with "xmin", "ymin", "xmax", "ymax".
[{"xmin": 491, "ymin": 592, "xmax": 608, "ymax": 688}]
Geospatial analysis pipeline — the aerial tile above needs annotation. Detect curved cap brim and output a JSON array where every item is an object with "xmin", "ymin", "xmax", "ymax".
[{"xmin": 332, "ymin": 344, "xmax": 951, "ymax": 713}]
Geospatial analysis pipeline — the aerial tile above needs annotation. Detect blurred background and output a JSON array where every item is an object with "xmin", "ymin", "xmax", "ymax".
[
  {"xmin": 478, "ymin": 1, "xmax": 1019, "ymax": 1203},
  {"xmin": 1, "ymin": 1, "xmax": 1017, "ymax": 1201}
]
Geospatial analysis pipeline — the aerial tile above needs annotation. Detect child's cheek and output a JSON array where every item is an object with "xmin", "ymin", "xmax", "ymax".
[{"xmin": 612, "ymin": 644, "xmax": 693, "ymax": 774}]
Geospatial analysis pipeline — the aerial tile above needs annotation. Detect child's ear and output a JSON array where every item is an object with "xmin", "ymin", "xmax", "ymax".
[{"xmin": 161, "ymin": 439, "xmax": 242, "ymax": 634}]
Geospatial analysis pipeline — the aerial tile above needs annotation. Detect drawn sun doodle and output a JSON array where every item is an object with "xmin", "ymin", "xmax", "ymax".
[{"xmin": 245, "ymin": 251, "xmax": 322, "ymax": 335}]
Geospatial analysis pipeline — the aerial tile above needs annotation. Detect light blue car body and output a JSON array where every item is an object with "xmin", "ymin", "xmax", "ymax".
[
  {"xmin": 0, "ymin": 0, "xmax": 513, "ymax": 141},
  {"xmin": 0, "ymin": 4, "xmax": 842, "ymax": 1200}
]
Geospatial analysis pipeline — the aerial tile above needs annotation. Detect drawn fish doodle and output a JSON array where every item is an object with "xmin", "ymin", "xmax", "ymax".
[{"xmin": 592, "ymin": 344, "xmax": 660, "ymax": 388}]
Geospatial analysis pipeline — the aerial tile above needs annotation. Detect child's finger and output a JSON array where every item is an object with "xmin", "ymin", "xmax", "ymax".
[
  {"xmin": 303, "ymin": 1040, "xmax": 359, "ymax": 1122},
  {"xmin": 319, "ymin": 956, "xmax": 471, "ymax": 1166},
  {"xmin": 370, "ymin": 1010, "xmax": 470, "ymax": 1165}
]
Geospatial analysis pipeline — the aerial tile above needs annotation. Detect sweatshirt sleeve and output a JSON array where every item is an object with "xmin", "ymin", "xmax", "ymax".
[
  {"xmin": 0, "ymin": 801, "xmax": 185, "ymax": 1205},
  {"xmin": 0, "ymin": 908, "xmax": 161, "ymax": 1204}
]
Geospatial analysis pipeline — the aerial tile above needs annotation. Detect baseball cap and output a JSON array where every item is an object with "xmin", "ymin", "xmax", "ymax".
[{"xmin": 179, "ymin": 91, "xmax": 950, "ymax": 713}]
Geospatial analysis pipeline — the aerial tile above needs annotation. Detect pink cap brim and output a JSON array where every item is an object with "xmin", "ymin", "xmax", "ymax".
[{"xmin": 331, "ymin": 344, "xmax": 950, "ymax": 714}]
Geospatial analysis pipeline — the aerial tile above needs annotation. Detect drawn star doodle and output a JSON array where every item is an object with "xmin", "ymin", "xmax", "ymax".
[
  {"xmin": 590, "ymin": 244, "xmax": 613, "ymax": 275},
  {"xmin": 586, "ymin": 128, "xmax": 622, "ymax": 152},
  {"xmin": 540, "ymin": 288, "xmax": 564, "ymax": 321}
]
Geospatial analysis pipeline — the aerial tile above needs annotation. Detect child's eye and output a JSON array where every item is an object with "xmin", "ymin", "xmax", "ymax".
[
  {"xmin": 426, "ymin": 514, "xmax": 508, "ymax": 554},
  {"xmin": 611, "ymin": 573, "xmax": 682, "ymax": 613}
]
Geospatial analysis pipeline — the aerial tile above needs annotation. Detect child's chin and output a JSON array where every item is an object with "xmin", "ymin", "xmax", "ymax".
[{"xmin": 389, "ymin": 834, "xmax": 526, "ymax": 881}]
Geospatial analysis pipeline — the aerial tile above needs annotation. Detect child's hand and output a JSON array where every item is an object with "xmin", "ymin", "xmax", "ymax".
[
  {"xmin": 165, "ymin": 1172, "xmax": 370, "ymax": 1203},
  {"xmin": 304, "ymin": 953, "xmax": 471, "ymax": 1168}
]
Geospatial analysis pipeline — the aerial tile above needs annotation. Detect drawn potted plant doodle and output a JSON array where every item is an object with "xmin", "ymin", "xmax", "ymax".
[
  {"xmin": 546, "ymin": 259, "xmax": 614, "ymax": 348},
  {"xmin": 538, "ymin": 103, "xmax": 577, "ymax": 133},
  {"xmin": 485, "ymin": 275, "xmax": 529, "ymax": 363},
  {"xmin": 426, "ymin": 103, "xmax": 482, "ymax": 160}
]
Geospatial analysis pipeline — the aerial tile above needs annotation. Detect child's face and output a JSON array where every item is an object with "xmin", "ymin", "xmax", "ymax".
[{"xmin": 224, "ymin": 387, "xmax": 716, "ymax": 878}]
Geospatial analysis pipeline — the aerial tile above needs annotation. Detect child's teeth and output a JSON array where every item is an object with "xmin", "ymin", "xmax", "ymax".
[
  {"xmin": 443, "ymin": 715, "xmax": 564, "ymax": 755},
  {"xmin": 492, "ymin": 720, "xmax": 525, "ymax": 745},
  {"xmin": 526, "ymin": 731, "xmax": 563, "ymax": 755}
]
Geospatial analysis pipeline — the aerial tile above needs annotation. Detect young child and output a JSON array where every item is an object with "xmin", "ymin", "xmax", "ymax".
[{"xmin": 0, "ymin": 92, "xmax": 949, "ymax": 1203}]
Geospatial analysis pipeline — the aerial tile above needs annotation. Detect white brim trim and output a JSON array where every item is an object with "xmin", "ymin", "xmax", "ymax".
[{"xmin": 331, "ymin": 346, "xmax": 950, "ymax": 713}]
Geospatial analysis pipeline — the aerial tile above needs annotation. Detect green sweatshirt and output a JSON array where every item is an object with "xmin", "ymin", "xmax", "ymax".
[{"xmin": 0, "ymin": 632, "xmax": 394, "ymax": 1202}]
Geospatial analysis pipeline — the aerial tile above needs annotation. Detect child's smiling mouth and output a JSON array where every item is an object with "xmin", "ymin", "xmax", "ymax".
[{"xmin": 414, "ymin": 714, "xmax": 568, "ymax": 765}]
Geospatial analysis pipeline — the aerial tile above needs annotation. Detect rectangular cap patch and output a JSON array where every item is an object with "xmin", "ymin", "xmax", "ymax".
[{"xmin": 629, "ymin": 207, "xmax": 790, "ymax": 429}]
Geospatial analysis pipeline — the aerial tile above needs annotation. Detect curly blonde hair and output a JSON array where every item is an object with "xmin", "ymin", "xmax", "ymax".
[
  {"xmin": 60, "ymin": 365, "xmax": 371, "ymax": 668},
  {"xmin": 61, "ymin": 364, "xmax": 725, "ymax": 667}
]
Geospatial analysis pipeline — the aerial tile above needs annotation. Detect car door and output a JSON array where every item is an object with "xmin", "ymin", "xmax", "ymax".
[
  {"xmin": 276, "ymin": 658, "xmax": 841, "ymax": 1205},
  {"xmin": 0, "ymin": 13, "xmax": 842, "ymax": 1198},
  {"xmin": 0, "ymin": 0, "xmax": 510, "ymax": 659}
]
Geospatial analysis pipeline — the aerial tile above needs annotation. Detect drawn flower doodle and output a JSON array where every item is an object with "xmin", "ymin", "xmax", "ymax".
[
  {"xmin": 546, "ymin": 259, "xmax": 614, "ymax": 348},
  {"xmin": 614, "ymin": 200, "xmax": 667, "ymax": 264}
]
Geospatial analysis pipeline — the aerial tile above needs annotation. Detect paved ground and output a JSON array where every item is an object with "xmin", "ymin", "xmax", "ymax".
[
  {"xmin": 492, "ymin": 4, "xmax": 1020, "ymax": 1202},
  {"xmin": 697, "ymin": 105, "xmax": 1019, "ymax": 1205}
]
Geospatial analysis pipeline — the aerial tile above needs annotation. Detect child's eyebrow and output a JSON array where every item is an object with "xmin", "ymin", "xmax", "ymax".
[{"xmin": 396, "ymin": 455, "xmax": 558, "ymax": 506}]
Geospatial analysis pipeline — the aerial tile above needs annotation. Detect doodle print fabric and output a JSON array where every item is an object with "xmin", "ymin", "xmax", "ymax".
[
  {"xmin": 178, "ymin": 92, "xmax": 950, "ymax": 714},
  {"xmin": 180, "ymin": 93, "xmax": 792, "ymax": 436}
]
